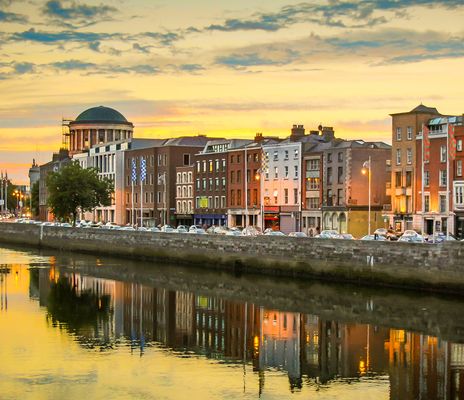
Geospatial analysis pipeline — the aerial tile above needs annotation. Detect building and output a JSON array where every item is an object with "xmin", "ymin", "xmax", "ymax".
[
  {"xmin": 321, "ymin": 140, "xmax": 391, "ymax": 238},
  {"xmin": 38, "ymin": 149, "xmax": 70, "ymax": 221},
  {"xmin": 453, "ymin": 123, "xmax": 464, "ymax": 238},
  {"xmin": 66, "ymin": 105, "xmax": 134, "ymax": 156},
  {"xmin": 388, "ymin": 104, "xmax": 441, "ymax": 232},
  {"xmin": 124, "ymin": 136, "xmax": 211, "ymax": 227},
  {"xmin": 193, "ymin": 139, "xmax": 245, "ymax": 227},
  {"xmin": 227, "ymin": 134, "xmax": 280, "ymax": 228},
  {"xmin": 414, "ymin": 115, "xmax": 463, "ymax": 237},
  {"xmin": 175, "ymin": 165, "xmax": 195, "ymax": 227}
]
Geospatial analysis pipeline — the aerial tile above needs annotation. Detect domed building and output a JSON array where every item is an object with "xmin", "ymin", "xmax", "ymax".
[{"xmin": 69, "ymin": 106, "xmax": 133, "ymax": 155}]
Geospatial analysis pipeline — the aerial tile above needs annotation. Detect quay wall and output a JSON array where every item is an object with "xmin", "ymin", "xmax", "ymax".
[{"xmin": 1, "ymin": 222, "xmax": 463, "ymax": 293}]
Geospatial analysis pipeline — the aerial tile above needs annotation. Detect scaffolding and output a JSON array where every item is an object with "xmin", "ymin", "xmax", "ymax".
[{"xmin": 61, "ymin": 118, "xmax": 73, "ymax": 150}]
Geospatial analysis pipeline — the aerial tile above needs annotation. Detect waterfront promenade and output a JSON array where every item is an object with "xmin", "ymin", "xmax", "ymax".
[{"xmin": 1, "ymin": 222, "xmax": 463, "ymax": 294}]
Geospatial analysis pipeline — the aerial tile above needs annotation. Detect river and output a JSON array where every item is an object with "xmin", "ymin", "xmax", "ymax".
[{"xmin": 0, "ymin": 244, "xmax": 463, "ymax": 399}]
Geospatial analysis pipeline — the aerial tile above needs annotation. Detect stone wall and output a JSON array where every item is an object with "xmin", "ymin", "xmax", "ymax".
[{"xmin": 1, "ymin": 222, "xmax": 463, "ymax": 293}]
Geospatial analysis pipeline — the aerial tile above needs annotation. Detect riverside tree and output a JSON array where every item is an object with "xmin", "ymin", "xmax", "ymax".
[{"xmin": 46, "ymin": 161, "xmax": 113, "ymax": 226}]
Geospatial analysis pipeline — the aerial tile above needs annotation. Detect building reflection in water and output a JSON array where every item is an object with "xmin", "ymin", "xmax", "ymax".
[{"xmin": 31, "ymin": 267, "xmax": 464, "ymax": 398}]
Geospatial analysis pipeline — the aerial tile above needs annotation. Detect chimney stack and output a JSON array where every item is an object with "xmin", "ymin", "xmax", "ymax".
[{"xmin": 290, "ymin": 124, "xmax": 305, "ymax": 141}]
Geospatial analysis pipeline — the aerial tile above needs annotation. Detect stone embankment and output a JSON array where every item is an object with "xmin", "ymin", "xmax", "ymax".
[{"xmin": 1, "ymin": 222, "xmax": 463, "ymax": 293}]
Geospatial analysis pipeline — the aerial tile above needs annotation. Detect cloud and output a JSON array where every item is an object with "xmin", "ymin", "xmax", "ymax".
[
  {"xmin": 203, "ymin": 1, "xmax": 464, "ymax": 32},
  {"xmin": 132, "ymin": 43, "xmax": 151, "ymax": 54},
  {"xmin": 0, "ymin": 10, "xmax": 27, "ymax": 23},
  {"xmin": 177, "ymin": 64, "xmax": 205, "ymax": 73},
  {"xmin": 138, "ymin": 31, "xmax": 182, "ymax": 46},
  {"xmin": 11, "ymin": 28, "xmax": 118, "ymax": 44},
  {"xmin": 42, "ymin": 0, "xmax": 117, "ymax": 28}
]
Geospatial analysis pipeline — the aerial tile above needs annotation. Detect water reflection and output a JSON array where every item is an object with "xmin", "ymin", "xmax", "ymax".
[{"xmin": 26, "ymin": 264, "xmax": 464, "ymax": 399}]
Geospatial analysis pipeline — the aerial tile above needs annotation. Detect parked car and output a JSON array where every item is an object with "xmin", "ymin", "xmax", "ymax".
[
  {"xmin": 161, "ymin": 225, "xmax": 175, "ymax": 233},
  {"xmin": 316, "ymin": 230, "xmax": 343, "ymax": 239},
  {"xmin": 361, "ymin": 234, "xmax": 387, "ymax": 241},
  {"xmin": 175, "ymin": 225, "xmax": 188, "ymax": 233},
  {"xmin": 288, "ymin": 232, "xmax": 307, "ymax": 238},
  {"xmin": 402, "ymin": 230, "xmax": 420, "ymax": 237},
  {"xmin": 264, "ymin": 230, "xmax": 286, "ymax": 236},
  {"xmin": 148, "ymin": 226, "xmax": 161, "ymax": 233},
  {"xmin": 189, "ymin": 226, "xmax": 206, "ymax": 234},
  {"xmin": 241, "ymin": 226, "xmax": 262, "ymax": 236},
  {"xmin": 226, "ymin": 230, "xmax": 242, "ymax": 236},
  {"xmin": 398, "ymin": 234, "xmax": 425, "ymax": 243},
  {"xmin": 341, "ymin": 233, "xmax": 355, "ymax": 240},
  {"xmin": 426, "ymin": 233, "xmax": 457, "ymax": 243}
]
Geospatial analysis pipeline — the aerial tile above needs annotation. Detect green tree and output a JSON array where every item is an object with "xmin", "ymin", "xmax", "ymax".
[
  {"xmin": 46, "ymin": 161, "xmax": 113, "ymax": 226},
  {"xmin": 31, "ymin": 181, "xmax": 39, "ymax": 217}
]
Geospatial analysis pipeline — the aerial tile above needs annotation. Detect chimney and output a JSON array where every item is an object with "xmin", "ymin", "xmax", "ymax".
[
  {"xmin": 321, "ymin": 126, "xmax": 335, "ymax": 142},
  {"xmin": 290, "ymin": 124, "xmax": 305, "ymax": 141},
  {"xmin": 254, "ymin": 132, "xmax": 264, "ymax": 143},
  {"xmin": 309, "ymin": 130, "xmax": 319, "ymax": 135}
]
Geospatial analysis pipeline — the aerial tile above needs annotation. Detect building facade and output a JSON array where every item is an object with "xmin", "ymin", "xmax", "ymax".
[
  {"xmin": 321, "ymin": 140, "xmax": 391, "ymax": 238},
  {"xmin": 388, "ymin": 104, "xmax": 441, "ymax": 232},
  {"xmin": 175, "ymin": 165, "xmax": 195, "ymax": 227}
]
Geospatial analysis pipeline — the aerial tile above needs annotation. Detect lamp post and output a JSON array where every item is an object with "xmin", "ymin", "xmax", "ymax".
[{"xmin": 362, "ymin": 157, "xmax": 372, "ymax": 236}]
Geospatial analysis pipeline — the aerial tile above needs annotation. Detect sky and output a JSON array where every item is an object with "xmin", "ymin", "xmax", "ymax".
[{"xmin": 1, "ymin": 0, "xmax": 463, "ymax": 184}]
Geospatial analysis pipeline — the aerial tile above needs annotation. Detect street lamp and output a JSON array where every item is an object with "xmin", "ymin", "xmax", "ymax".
[{"xmin": 361, "ymin": 156, "xmax": 372, "ymax": 236}]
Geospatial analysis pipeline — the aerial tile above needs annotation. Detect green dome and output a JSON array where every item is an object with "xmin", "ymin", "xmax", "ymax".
[{"xmin": 74, "ymin": 106, "xmax": 129, "ymax": 124}]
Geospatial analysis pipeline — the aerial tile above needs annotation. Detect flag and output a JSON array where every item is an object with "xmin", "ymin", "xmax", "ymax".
[
  {"xmin": 449, "ymin": 123, "xmax": 457, "ymax": 161},
  {"xmin": 140, "ymin": 158, "xmax": 146, "ymax": 182},
  {"xmin": 423, "ymin": 124, "xmax": 430, "ymax": 162},
  {"xmin": 131, "ymin": 158, "xmax": 137, "ymax": 183}
]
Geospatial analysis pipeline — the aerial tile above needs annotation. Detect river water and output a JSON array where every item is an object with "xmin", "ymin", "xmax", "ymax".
[{"xmin": 1, "ymin": 245, "xmax": 464, "ymax": 400}]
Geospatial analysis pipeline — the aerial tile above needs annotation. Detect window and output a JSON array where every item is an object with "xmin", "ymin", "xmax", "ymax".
[
  {"xmin": 396, "ymin": 127, "xmax": 402, "ymax": 141},
  {"xmin": 294, "ymin": 165, "xmax": 298, "ymax": 179},
  {"xmin": 440, "ymin": 145, "xmax": 447, "ymax": 163},
  {"xmin": 455, "ymin": 185, "xmax": 464, "ymax": 206},
  {"xmin": 222, "ymin": 159, "xmax": 226, "ymax": 171},
  {"xmin": 294, "ymin": 148, "xmax": 299, "ymax": 159},
  {"xmin": 327, "ymin": 189, "xmax": 333, "ymax": 206},
  {"xmin": 237, "ymin": 189, "xmax": 242, "ymax": 205},
  {"xmin": 177, "ymin": 173, "xmax": 181, "ymax": 183},
  {"xmin": 214, "ymin": 196, "xmax": 219, "ymax": 208},
  {"xmin": 209, "ymin": 160, "xmax": 213, "ymax": 172},
  {"xmin": 307, "ymin": 159, "xmax": 319, "ymax": 171},
  {"xmin": 338, "ymin": 152, "xmax": 343, "ymax": 162},
  {"xmin": 457, "ymin": 140, "xmax": 463, "ymax": 152},
  {"xmin": 327, "ymin": 153, "xmax": 332, "ymax": 163},
  {"xmin": 440, "ymin": 170, "xmax": 447, "ymax": 187},
  {"xmin": 294, "ymin": 188, "xmax": 298, "ymax": 204},
  {"xmin": 407, "ymin": 148, "xmax": 412, "ymax": 164},
  {"xmin": 230, "ymin": 171, "xmax": 234, "ymax": 183},
  {"xmin": 222, "ymin": 177, "xmax": 226, "ymax": 188},
  {"xmin": 327, "ymin": 167, "xmax": 332, "ymax": 184},
  {"xmin": 215, "ymin": 159, "xmax": 219, "ymax": 171},
  {"xmin": 215, "ymin": 177, "xmax": 219, "ymax": 189},
  {"xmin": 254, "ymin": 153, "xmax": 259, "ymax": 162},
  {"xmin": 209, "ymin": 178, "xmax": 213, "ymax": 190},
  {"xmin": 247, "ymin": 189, "xmax": 250, "ymax": 206},
  {"xmin": 439, "ymin": 195, "xmax": 446, "ymax": 213},
  {"xmin": 407, "ymin": 126, "xmax": 413, "ymax": 140},
  {"xmin": 158, "ymin": 154, "xmax": 162, "ymax": 166},
  {"xmin": 237, "ymin": 170, "xmax": 241, "ymax": 183},
  {"xmin": 337, "ymin": 188, "xmax": 343, "ymax": 205},
  {"xmin": 230, "ymin": 190, "xmax": 235, "ymax": 206},
  {"xmin": 231, "ymin": 155, "xmax": 235, "ymax": 164},
  {"xmin": 253, "ymin": 189, "xmax": 257, "ymax": 205},
  {"xmin": 196, "ymin": 179, "xmax": 200, "ymax": 190},
  {"xmin": 284, "ymin": 150, "xmax": 289, "ymax": 160},
  {"xmin": 202, "ymin": 178, "xmax": 206, "ymax": 190},
  {"xmin": 337, "ymin": 166, "xmax": 343, "ymax": 184},
  {"xmin": 284, "ymin": 189, "xmax": 288, "ymax": 204},
  {"xmin": 307, "ymin": 197, "xmax": 319, "ymax": 209},
  {"xmin": 221, "ymin": 196, "xmax": 226, "ymax": 208},
  {"xmin": 196, "ymin": 161, "xmax": 201, "ymax": 173},
  {"xmin": 274, "ymin": 167, "xmax": 278, "ymax": 179},
  {"xmin": 284, "ymin": 166, "xmax": 289, "ymax": 178},
  {"xmin": 306, "ymin": 177, "xmax": 320, "ymax": 190},
  {"xmin": 424, "ymin": 171, "xmax": 430, "ymax": 187},
  {"xmin": 457, "ymin": 160, "xmax": 463, "ymax": 177},
  {"xmin": 203, "ymin": 160, "xmax": 207, "ymax": 172},
  {"xmin": 183, "ymin": 154, "xmax": 190, "ymax": 166},
  {"xmin": 395, "ymin": 171, "xmax": 402, "ymax": 187},
  {"xmin": 273, "ymin": 151, "xmax": 278, "ymax": 161},
  {"xmin": 406, "ymin": 171, "xmax": 412, "ymax": 187},
  {"xmin": 424, "ymin": 195, "xmax": 430, "ymax": 212},
  {"xmin": 396, "ymin": 149, "xmax": 401, "ymax": 165},
  {"xmin": 237, "ymin": 155, "xmax": 241, "ymax": 163}
]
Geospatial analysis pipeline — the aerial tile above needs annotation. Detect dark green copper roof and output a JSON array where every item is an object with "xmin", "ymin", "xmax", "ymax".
[{"xmin": 74, "ymin": 106, "xmax": 130, "ymax": 124}]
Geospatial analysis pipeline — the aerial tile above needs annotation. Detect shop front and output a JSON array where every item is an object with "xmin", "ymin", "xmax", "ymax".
[
  {"xmin": 194, "ymin": 213, "xmax": 227, "ymax": 228},
  {"xmin": 264, "ymin": 206, "xmax": 280, "ymax": 231}
]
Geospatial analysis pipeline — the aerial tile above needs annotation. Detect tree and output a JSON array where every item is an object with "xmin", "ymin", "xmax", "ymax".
[{"xmin": 46, "ymin": 161, "xmax": 113, "ymax": 226}]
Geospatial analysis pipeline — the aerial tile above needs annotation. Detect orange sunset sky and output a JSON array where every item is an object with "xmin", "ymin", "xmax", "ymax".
[{"xmin": 1, "ymin": 0, "xmax": 463, "ymax": 184}]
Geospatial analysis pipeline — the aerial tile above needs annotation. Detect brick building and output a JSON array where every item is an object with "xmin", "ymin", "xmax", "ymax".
[
  {"xmin": 388, "ymin": 104, "xmax": 441, "ymax": 232},
  {"xmin": 175, "ymin": 165, "xmax": 195, "ymax": 226},
  {"xmin": 123, "ymin": 136, "xmax": 211, "ymax": 227}
]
